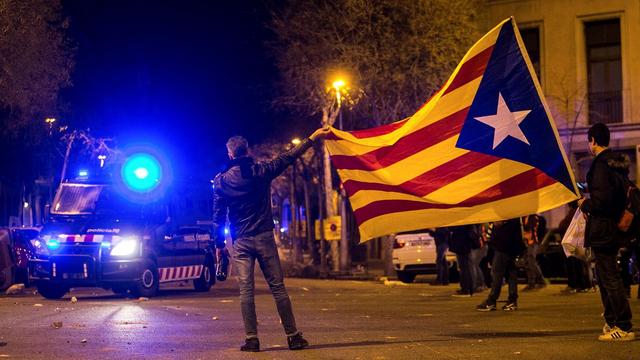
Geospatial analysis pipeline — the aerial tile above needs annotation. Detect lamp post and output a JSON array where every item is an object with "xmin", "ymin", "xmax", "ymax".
[{"xmin": 331, "ymin": 78, "xmax": 351, "ymax": 275}]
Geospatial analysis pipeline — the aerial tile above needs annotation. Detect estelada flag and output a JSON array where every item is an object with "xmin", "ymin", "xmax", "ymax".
[{"xmin": 325, "ymin": 18, "xmax": 579, "ymax": 241}]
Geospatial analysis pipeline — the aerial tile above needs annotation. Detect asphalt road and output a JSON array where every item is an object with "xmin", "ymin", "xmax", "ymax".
[{"xmin": 1, "ymin": 277, "xmax": 639, "ymax": 359}]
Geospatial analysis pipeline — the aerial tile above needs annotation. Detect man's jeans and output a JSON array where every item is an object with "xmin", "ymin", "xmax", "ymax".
[
  {"xmin": 436, "ymin": 243, "xmax": 449, "ymax": 285},
  {"xmin": 594, "ymin": 248, "xmax": 632, "ymax": 331},
  {"xmin": 525, "ymin": 243, "xmax": 545, "ymax": 286},
  {"xmin": 470, "ymin": 246, "xmax": 488, "ymax": 290},
  {"xmin": 233, "ymin": 231, "xmax": 298, "ymax": 338},
  {"xmin": 456, "ymin": 252, "xmax": 473, "ymax": 294},
  {"xmin": 487, "ymin": 250, "xmax": 518, "ymax": 305}
]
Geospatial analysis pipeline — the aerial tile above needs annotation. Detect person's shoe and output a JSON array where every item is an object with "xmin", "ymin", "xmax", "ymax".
[
  {"xmin": 522, "ymin": 285, "xmax": 536, "ymax": 292},
  {"xmin": 287, "ymin": 333, "xmax": 309, "ymax": 350},
  {"xmin": 451, "ymin": 290, "xmax": 472, "ymax": 298},
  {"xmin": 475, "ymin": 302, "xmax": 496, "ymax": 312},
  {"xmin": 598, "ymin": 327, "xmax": 635, "ymax": 341},
  {"xmin": 502, "ymin": 302, "xmax": 518, "ymax": 311},
  {"xmin": 240, "ymin": 338, "xmax": 260, "ymax": 352},
  {"xmin": 603, "ymin": 323, "xmax": 612, "ymax": 334},
  {"xmin": 535, "ymin": 283, "xmax": 547, "ymax": 289}
]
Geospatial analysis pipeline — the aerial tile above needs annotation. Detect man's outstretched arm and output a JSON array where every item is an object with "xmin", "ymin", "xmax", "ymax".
[{"xmin": 253, "ymin": 127, "xmax": 331, "ymax": 180}]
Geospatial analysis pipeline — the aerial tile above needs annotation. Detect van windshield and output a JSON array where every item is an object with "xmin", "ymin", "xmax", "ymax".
[{"xmin": 51, "ymin": 183, "xmax": 142, "ymax": 218}]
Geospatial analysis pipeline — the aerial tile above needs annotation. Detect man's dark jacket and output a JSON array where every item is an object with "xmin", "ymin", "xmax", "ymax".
[
  {"xmin": 581, "ymin": 149, "xmax": 628, "ymax": 249},
  {"xmin": 212, "ymin": 139, "xmax": 313, "ymax": 248},
  {"xmin": 448, "ymin": 225, "xmax": 479, "ymax": 254},
  {"xmin": 488, "ymin": 218, "xmax": 525, "ymax": 257}
]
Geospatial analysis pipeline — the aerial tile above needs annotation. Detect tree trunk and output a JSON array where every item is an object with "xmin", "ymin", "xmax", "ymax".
[
  {"xmin": 60, "ymin": 132, "xmax": 76, "ymax": 182},
  {"xmin": 321, "ymin": 108, "xmax": 340, "ymax": 273}
]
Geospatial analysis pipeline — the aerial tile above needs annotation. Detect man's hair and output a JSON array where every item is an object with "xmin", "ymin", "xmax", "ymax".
[
  {"xmin": 588, "ymin": 122, "xmax": 610, "ymax": 147},
  {"xmin": 226, "ymin": 135, "xmax": 249, "ymax": 158}
]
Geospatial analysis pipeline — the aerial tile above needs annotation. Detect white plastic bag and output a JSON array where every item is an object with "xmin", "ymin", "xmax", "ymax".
[{"xmin": 561, "ymin": 208, "xmax": 590, "ymax": 261}]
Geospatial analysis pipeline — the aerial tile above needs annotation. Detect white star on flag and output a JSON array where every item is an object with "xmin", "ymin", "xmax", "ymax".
[{"xmin": 474, "ymin": 92, "xmax": 531, "ymax": 149}]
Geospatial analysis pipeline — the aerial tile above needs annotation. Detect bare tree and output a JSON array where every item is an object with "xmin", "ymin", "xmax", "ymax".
[
  {"xmin": 268, "ymin": 0, "xmax": 480, "ymax": 128},
  {"xmin": 0, "ymin": 0, "xmax": 74, "ymax": 134}
]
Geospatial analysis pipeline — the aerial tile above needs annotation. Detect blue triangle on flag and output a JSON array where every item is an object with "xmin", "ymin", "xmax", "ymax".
[{"xmin": 456, "ymin": 21, "xmax": 575, "ymax": 193}]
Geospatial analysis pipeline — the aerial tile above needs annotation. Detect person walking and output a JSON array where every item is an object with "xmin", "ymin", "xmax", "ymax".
[
  {"xmin": 522, "ymin": 214, "xmax": 547, "ymax": 291},
  {"xmin": 476, "ymin": 218, "xmax": 525, "ymax": 312},
  {"xmin": 470, "ymin": 230, "xmax": 488, "ymax": 293},
  {"xmin": 449, "ymin": 225, "xmax": 479, "ymax": 297},
  {"xmin": 579, "ymin": 122, "xmax": 634, "ymax": 341},
  {"xmin": 428, "ymin": 227, "xmax": 451, "ymax": 285},
  {"xmin": 212, "ymin": 127, "xmax": 330, "ymax": 352}
]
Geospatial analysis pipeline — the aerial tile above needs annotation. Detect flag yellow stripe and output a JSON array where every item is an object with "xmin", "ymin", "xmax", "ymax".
[
  {"xmin": 425, "ymin": 159, "xmax": 533, "ymax": 204},
  {"xmin": 335, "ymin": 136, "xmax": 468, "ymax": 185},
  {"xmin": 346, "ymin": 159, "xmax": 535, "ymax": 211},
  {"xmin": 357, "ymin": 182, "xmax": 577, "ymax": 241},
  {"xmin": 326, "ymin": 76, "xmax": 482, "ymax": 155}
]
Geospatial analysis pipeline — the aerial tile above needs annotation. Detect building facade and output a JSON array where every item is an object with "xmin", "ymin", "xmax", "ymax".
[{"xmin": 481, "ymin": 0, "xmax": 640, "ymax": 225}]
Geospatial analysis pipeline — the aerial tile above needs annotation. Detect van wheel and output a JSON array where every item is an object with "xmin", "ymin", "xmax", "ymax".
[
  {"xmin": 37, "ymin": 282, "xmax": 68, "ymax": 299},
  {"xmin": 396, "ymin": 271, "xmax": 416, "ymax": 284},
  {"xmin": 194, "ymin": 260, "xmax": 214, "ymax": 292},
  {"xmin": 132, "ymin": 261, "xmax": 159, "ymax": 298}
]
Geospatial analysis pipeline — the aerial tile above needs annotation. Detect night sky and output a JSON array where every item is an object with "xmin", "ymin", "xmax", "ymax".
[{"xmin": 62, "ymin": 0, "xmax": 298, "ymax": 178}]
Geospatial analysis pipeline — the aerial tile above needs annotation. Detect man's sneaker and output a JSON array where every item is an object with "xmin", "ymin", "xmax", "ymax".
[
  {"xmin": 502, "ymin": 302, "xmax": 518, "ymax": 311},
  {"xmin": 598, "ymin": 326, "xmax": 635, "ymax": 341},
  {"xmin": 475, "ymin": 302, "xmax": 496, "ymax": 312},
  {"xmin": 240, "ymin": 338, "xmax": 260, "ymax": 352},
  {"xmin": 522, "ymin": 285, "xmax": 536, "ymax": 292},
  {"xmin": 603, "ymin": 323, "xmax": 612, "ymax": 334},
  {"xmin": 287, "ymin": 333, "xmax": 309, "ymax": 350}
]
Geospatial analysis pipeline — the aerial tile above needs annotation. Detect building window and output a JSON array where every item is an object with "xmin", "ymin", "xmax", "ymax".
[
  {"xmin": 520, "ymin": 27, "xmax": 541, "ymax": 83},
  {"xmin": 585, "ymin": 18, "xmax": 622, "ymax": 124}
]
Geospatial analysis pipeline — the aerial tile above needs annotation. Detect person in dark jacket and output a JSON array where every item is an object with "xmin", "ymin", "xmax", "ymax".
[
  {"xmin": 212, "ymin": 127, "xmax": 330, "ymax": 352},
  {"xmin": 449, "ymin": 225, "xmax": 479, "ymax": 297},
  {"xmin": 578, "ymin": 122, "xmax": 634, "ymax": 341},
  {"xmin": 476, "ymin": 218, "xmax": 525, "ymax": 311}
]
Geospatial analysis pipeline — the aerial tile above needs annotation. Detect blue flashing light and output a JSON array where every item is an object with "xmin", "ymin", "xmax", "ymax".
[
  {"xmin": 121, "ymin": 153, "xmax": 162, "ymax": 193},
  {"xmin": 46, "ymin": 239, "xmax": 60, "ymax": 250},
  {"xmin": 78, "ymin": 169, "xmax": 89, "ymax": 177},
  {"xmin": 224, "ymin": 227, "xmax": 230, "ymax": 235}
]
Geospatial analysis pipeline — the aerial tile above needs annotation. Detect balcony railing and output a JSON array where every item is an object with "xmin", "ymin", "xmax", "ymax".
[{"xmin": 588, "ymin": 90, "xmax": 622, "ymax": 124}]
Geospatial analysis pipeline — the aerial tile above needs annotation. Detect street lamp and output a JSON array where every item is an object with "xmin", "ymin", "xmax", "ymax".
[
  {"xmin": 291, "ymin": 138, "xmax": 301, "ymax": 146},
  {"xmin": 332, "ymin": 79, "xmax": 346, "ymax": 129},
  {"xmin": 98, "ymin": 154, "xmax": 107, "ymax": 168}
]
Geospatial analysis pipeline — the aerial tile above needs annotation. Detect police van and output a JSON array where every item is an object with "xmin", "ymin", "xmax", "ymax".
[{"xmin": 29, "ymin": 151, "xmax": 218, "ymax": 299}]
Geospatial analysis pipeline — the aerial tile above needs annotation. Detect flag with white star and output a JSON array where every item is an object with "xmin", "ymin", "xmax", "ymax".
[{"xmin": 324, "ymin": 18, "xmax": 579, "ymax": 241}]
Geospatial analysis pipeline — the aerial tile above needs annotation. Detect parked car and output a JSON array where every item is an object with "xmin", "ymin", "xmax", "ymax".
[
  {"xmin": 0, "ymin": 227, "xmax": 40, "ymax": 290},
  {"xmin": 392, "ymin": 231, "xmax": 458, "ymax": 283}
]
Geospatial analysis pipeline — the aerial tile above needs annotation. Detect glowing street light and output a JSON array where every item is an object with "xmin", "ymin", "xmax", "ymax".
[
  {"xmin": 332, "ymin": 79, "xmax": 346, "ymax": 107},
  {"xmin": 98, "ymin": 154, "xmax": 107, "ymax": 168},
  {"xmin": 291, "ymin": 138, "xmax": 301, "ymax": 146}
]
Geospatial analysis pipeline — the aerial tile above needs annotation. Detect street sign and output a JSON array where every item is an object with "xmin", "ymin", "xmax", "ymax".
[{"xmin": 315, "ymin": 216, "xmax": 341, "ymax": 241}]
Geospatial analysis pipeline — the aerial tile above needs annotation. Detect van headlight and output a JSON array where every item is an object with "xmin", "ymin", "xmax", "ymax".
[
  {"xmin": 31, "ymin": 238, "xmax": 50, "ymax": 255},
  {"xmin": 110, "ymin": 237, "xmax": 140, "ymax": 256}
]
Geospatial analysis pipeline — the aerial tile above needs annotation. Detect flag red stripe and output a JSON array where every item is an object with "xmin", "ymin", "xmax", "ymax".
[
  {"xmin": 353, "ymin": 168, "xmax": 556, "ymax": 224},
  {"xmin": 330, "ymin": 107, "xmax": 469, "ymax": 171},
  {"xmin": 443, "ymin": 45, "xmax": 495, "ymax": 95},
  {"xmin": 326, "ymin": 119, "xmax": 410, "ymax": 141},
  {"xmin": 84, "ymin": 234, "xmax": 94, "ymax": 243},
  {"xmin": 343, "ymin": 152, "xmax": 500, "ymax": 196}
]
